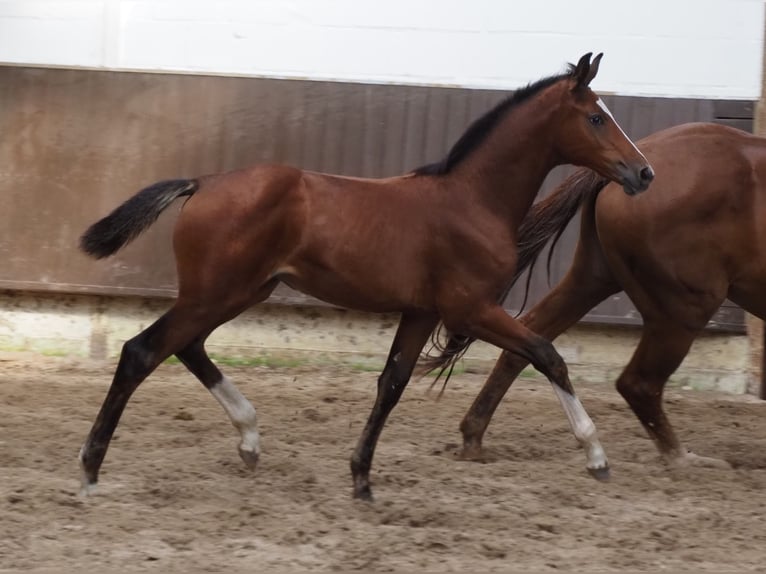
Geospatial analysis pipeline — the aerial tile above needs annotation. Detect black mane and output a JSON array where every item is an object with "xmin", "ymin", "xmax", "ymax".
[{"xmin": 413, "ymin": 66, "xmax": 576, "ymax": 176}]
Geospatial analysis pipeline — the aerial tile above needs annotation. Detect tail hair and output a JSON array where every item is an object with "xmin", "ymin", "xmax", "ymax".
[
  {"xmin": 419, "ymin": 168, "xmax": 607, "ymax": 385},
  {"xmin": 80, "ymin": 179, "xmax": 198, "ymax": 259}
]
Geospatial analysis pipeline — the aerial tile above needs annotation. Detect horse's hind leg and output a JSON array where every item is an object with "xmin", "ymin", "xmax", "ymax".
[
  {"xmin": 78, "ymin": 303, "xmax": 228, "ymax": 494},
  {"xmin": 616, "ymin": 321, "xmax": 731, "ymax": 469},
  {"xmin": 350, "ymin": 311, "xmax": 439, "ymax": 501},
  {"xmin": 79, "ymin": 309, "xmax": 189, "ymax": 492},
  {"xmin": 175, "ymin": 338, "xmax": 260, "ymax": 468},
  {"xmin": 455, "ymin": 304, "xmax": 609, "ymax": 479}
]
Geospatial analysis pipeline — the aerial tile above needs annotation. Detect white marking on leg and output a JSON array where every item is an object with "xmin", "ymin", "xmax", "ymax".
[
  {"xmin": 551, "ymin": 385, "xmax": 609, "ymax": 472},
  {"xmin": 209, "ymin": 376, "xmax": 260, "ymax": 465},
  {"xmin": 77, "ymin": 444, "xmax": 97, "ymax": 497}
]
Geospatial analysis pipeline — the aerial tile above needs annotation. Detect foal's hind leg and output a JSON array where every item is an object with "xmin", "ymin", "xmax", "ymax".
[
  {"xmin": 80, "ymin": 297, "xmax": 255, "ymax": 494},
  {"xmin": 616, "ymin": 321, "xmax": 731, "ymax": 469},
  {"xmin": 78, "ymin": 304, "xmax": 227, "ymax": 494},
  {"xmin": 455, "ymin": 304, "xmax": 609, "ymax": 478},
  {"xmin": 351, "ymin": 311, "xmax": 439, "ymax": 501},
  {"xmin": 176, "ymin": 338, "xmax": 260, "ymax": 468}
]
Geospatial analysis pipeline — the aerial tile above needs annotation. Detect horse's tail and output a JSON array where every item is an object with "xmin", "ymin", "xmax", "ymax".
[
  {"xmin": 79, "ymin": 179, "xmax": 199, "ymax": 259},
  {"xmin": 419, "ymin": 168, "xmax": 608, "ymax": 382}
]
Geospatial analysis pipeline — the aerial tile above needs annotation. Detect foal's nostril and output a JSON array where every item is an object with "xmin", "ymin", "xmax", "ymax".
[{"xmin": 639, "ymin": 166, "xmax": 655, "ymax": 183}]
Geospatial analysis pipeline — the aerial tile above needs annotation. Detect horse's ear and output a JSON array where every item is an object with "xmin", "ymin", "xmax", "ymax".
[
  {"xmin": 571, "ymin": 52, "xmax": 596, "ymax": 91},
  {"xmin": 583, "ymin": 52, "xmax": 603, "ymax": 87}
]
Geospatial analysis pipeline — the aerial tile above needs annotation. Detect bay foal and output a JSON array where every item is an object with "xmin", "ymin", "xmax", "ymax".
[{"xmin": 78, "ymin": 53, "xmax": 652, "ymax": 500}]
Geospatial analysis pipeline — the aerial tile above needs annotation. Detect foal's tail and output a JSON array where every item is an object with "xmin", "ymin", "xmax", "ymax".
[
  {"xmin": 80, "ymin": 179, "xmax": 199, "ymax": 259},
  {"xmin": 420, "ymin": 168, "xmax": 608, "ymax": 380}
]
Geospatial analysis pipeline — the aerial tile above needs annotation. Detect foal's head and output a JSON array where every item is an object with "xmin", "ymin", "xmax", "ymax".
[{"xmin": 553, "ymin": 53, "xmax": 654, "ymax": 195}]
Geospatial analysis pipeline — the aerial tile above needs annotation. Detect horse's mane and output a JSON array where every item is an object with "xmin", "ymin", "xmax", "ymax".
[{"xmin": 413, "ymin": 65, "xmax": 576, "ymax": 176}]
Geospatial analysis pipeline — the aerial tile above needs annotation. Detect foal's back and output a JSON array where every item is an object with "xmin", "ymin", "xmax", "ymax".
[{"xmin": 172, "ymin": 164, "xmax": 512, "ymax": 313}]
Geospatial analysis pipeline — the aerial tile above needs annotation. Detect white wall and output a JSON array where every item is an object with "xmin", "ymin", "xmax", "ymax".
[{"xmin": 0, "ymin": 0, "xmax": 763, "ymax": 98}]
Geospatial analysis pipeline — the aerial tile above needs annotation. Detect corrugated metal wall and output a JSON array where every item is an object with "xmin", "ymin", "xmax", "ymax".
[{"xmin": 0, "ymin": 66, "xmax": 753, "ymax": 329}]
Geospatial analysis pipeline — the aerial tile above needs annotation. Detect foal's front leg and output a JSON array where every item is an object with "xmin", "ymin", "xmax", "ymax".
[
  {"xmin": 456, "ymin": 304, "xmax": 610, "ymax": 479},
  {"xmin": 461, "ymin": 271, "xmax": 617, "ymax": 459},
  {"xmin": 350, "ymin": 311, "xmax": 439, "ymax": 500}
]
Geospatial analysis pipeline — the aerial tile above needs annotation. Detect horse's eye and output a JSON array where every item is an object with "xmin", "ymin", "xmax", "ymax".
[{"xmin": 589, "ymin": 114, "xmax": 605, "ymax": 126}]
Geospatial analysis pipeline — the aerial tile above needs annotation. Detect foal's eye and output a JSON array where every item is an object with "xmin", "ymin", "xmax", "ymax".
[{"xmin": 589, "ymin": 114, "xmax": 605, "ymax": 126}]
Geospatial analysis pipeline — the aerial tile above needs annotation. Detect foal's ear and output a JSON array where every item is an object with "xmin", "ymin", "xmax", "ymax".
[{"xmin": 571, "ymin": 52, "xmax": 603, "ymax": 91}]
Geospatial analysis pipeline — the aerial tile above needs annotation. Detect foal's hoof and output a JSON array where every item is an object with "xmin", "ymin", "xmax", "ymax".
[
  {"xmin": 78, "ymin": 466, "xmax": 98, "ymax": 497},
  {"xmin": 457, "ymin": 443, "xmax": 486, "ymax": 462},
  {"xmin": 78, "ymin": 480, "xmax": 98, "ymax": 498},
  {"xmin": 238, "ymin": 447, "xmax": 260, "ymax": 469},
  {"xmin": 352, "ymin": 479, "xmax": 374, "ymax": 502},
  {"xmin": 78, "ymin": 449, "xmax": 98, "ymax": 496},
  {"xmin": 353, "ymin": 486, "xmax": 374, "ymax": 502},
  {"xmin": 587, "ymin": 465, "xmax": 611, "ymax": 481}
]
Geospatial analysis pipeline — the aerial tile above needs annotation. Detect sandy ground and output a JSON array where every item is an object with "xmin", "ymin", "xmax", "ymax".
[{"xmin": 1, "ymin": 354, "xmax": 765, "ymax": 573}]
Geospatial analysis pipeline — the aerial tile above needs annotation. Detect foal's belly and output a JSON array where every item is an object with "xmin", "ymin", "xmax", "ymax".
[{"xmin": 278, "ymin": 269, "xmax": 431, "ymax": 314}]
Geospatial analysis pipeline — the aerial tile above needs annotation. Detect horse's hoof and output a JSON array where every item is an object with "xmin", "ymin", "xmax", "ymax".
[
  {"xmin": 457, "ymin": 445, "xmax": 485, "ymax": 462},
  {"xmin": 353, "ymin": 489, "xmax": 374, "ymax": 502},
  {"xmin": 354, "ymin": 476, "xmax": 372, "ymax": 502},
  {"xmin": 79, "ymin": 479, "xmax": 97, "ymax": 498},
  {"xmin": 587, "ymin": 465, "xmax": 611, "ymax": 481},
  {"xmin": 78, "ymin": 451, "xmax": 98, "ymax": 496},
  {"xmin": 238, "ymin": 447, "xmax": 260, "ymax": 469}
]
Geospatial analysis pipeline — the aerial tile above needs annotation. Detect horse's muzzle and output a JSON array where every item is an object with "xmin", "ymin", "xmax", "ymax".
[{"xmin": 621, "ymin": 164, "xmax": 655, "ymax": 196}]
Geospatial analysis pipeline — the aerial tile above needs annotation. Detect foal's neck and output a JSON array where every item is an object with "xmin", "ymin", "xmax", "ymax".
[{"xmin": 451, "ymin": 90, "xmax": 563, "ymax": 230}]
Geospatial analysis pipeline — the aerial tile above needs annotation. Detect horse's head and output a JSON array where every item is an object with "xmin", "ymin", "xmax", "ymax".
[{"xmin": 554, "ymin": 53, "xmax": 654, "ymax": 195}]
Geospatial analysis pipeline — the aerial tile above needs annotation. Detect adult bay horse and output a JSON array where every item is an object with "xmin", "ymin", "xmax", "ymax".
[
  {"xmin": 428, "ymin": 122, "xmax": 761, "ymax": 469},
  {"xmin": 77, "ymin": 53, "xmax": 653, "ymax": 500}
]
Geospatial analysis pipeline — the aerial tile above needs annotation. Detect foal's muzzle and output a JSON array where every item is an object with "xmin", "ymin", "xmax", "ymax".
[{"xmin": 619, "ymin": 164, "xmax": 655, "ymax": 196}]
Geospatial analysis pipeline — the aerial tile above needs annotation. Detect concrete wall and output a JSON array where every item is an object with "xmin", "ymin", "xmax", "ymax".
[
  {"xmin": 0, "ymin": 290, "xmax": 750, "ymax": 394},
  {"xmin": 0, "ymin": 0, "xmax": 762, "ymax": 98}
]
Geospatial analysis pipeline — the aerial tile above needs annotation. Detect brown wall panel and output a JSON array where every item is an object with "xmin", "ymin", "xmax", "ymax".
[{"xmin": 0, "ymin": 66, "xmax": 752, "ymax": 330}]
